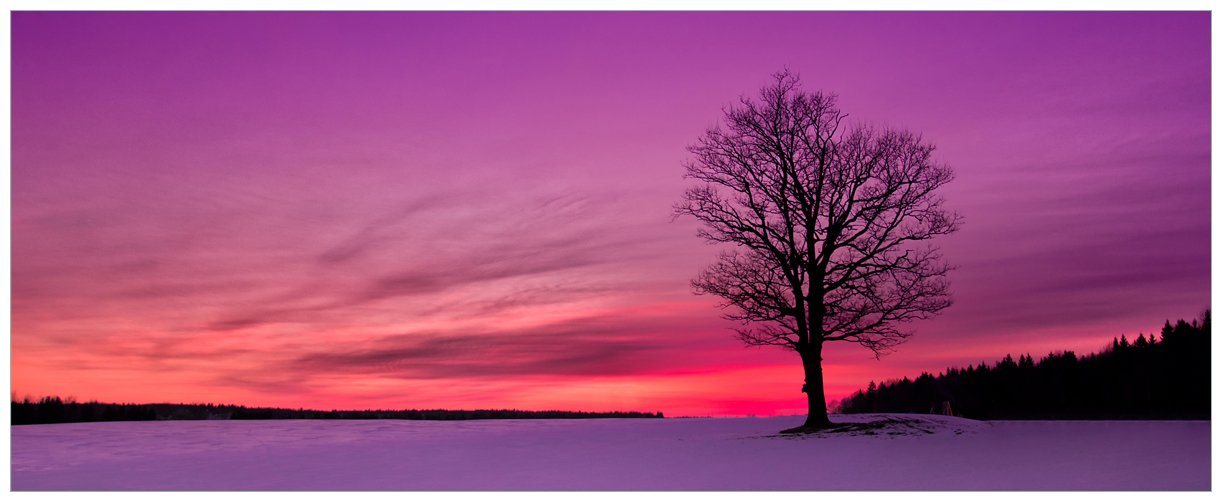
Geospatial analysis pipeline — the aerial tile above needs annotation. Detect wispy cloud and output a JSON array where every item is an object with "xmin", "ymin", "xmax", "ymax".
[{"xmin": 290, "ymin": 316, "xmax": 672, "ymax": 379}]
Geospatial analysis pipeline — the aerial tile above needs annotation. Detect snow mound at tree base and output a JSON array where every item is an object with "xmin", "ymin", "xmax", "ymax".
[{"xmin": 776, "ymin": 413, "xmax": 985, "ymax": 437}]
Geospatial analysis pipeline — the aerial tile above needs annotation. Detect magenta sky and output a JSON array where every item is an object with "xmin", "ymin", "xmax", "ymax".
[{"xmin": 12, "ymin": 12, "xmax": 1210, "ymax": 416}]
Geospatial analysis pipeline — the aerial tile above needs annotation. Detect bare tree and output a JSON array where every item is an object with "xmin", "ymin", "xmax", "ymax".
[{"xmin": 676, "ymin": 70, "xmax": 961, "ymax": 431}]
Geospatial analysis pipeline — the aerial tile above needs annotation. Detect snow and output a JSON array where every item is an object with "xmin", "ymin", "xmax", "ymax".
[{"xmin": 11, "ymin": 414, "xmax": 1209, "ymax": 490}]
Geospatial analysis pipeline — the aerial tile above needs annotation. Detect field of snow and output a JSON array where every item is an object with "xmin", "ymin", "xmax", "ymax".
[{"xmin": 11, "ymin": 414, "xmax": 1210, "ymax": 490}]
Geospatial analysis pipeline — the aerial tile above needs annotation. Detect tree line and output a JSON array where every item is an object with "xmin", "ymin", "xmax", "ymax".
[
  {"xmin": 12, "ymin": 398, "xmax": 664, "ymax": 425},
  {"xmin": 836, "ymin": 312, "xmax": 1210, "ymax": 419}
]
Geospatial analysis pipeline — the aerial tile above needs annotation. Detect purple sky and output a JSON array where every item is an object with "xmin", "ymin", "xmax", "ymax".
[{"xmin": 12, "ymin": 12, "xmax": 1210, "ymax": 416}]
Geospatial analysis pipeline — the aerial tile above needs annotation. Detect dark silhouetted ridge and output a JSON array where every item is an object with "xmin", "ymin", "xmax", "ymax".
[
  {"xmin": 12, "ymin": 399, "xmax": 664, "ymax": 425},
  {"xmin": 837, "ymin": 311, "xmax": 1210, "ymax": 420}
]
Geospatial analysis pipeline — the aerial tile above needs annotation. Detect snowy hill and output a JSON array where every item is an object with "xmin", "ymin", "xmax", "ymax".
[{"xmin": 11, "ymin": 414, "xmax": 1208, "ymax": 490}]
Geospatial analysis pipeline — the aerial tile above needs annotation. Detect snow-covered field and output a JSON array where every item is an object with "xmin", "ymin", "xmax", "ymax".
[{"xmin": 11, "ymin": 414, "xmax": 1209, "ymax": 490}]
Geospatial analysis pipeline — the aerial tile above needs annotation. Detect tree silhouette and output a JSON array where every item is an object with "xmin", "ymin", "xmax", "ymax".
[{"xmin": 676, "ymin": 70, "xmax": 961, "ymax": 431}]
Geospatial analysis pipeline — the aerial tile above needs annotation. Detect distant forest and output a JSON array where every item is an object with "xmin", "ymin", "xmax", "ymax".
[
  {"xmin": 837, "ymin": 312, "xmax": 1210, "ymax": 419},
  {"xmin": 12, "ymin": 399, "xmax": 664, "ymax": 425}
]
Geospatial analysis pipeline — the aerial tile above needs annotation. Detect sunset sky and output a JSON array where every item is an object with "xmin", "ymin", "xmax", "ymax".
[{"xmin": 12, "ymin": 11, "xmax": 1210, "ymax": 416}]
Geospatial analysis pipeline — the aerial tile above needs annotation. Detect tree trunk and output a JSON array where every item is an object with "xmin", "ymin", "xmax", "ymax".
[{"xmin": 800, "ymin": 347, "xmax": 832, "ymax": 429}]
